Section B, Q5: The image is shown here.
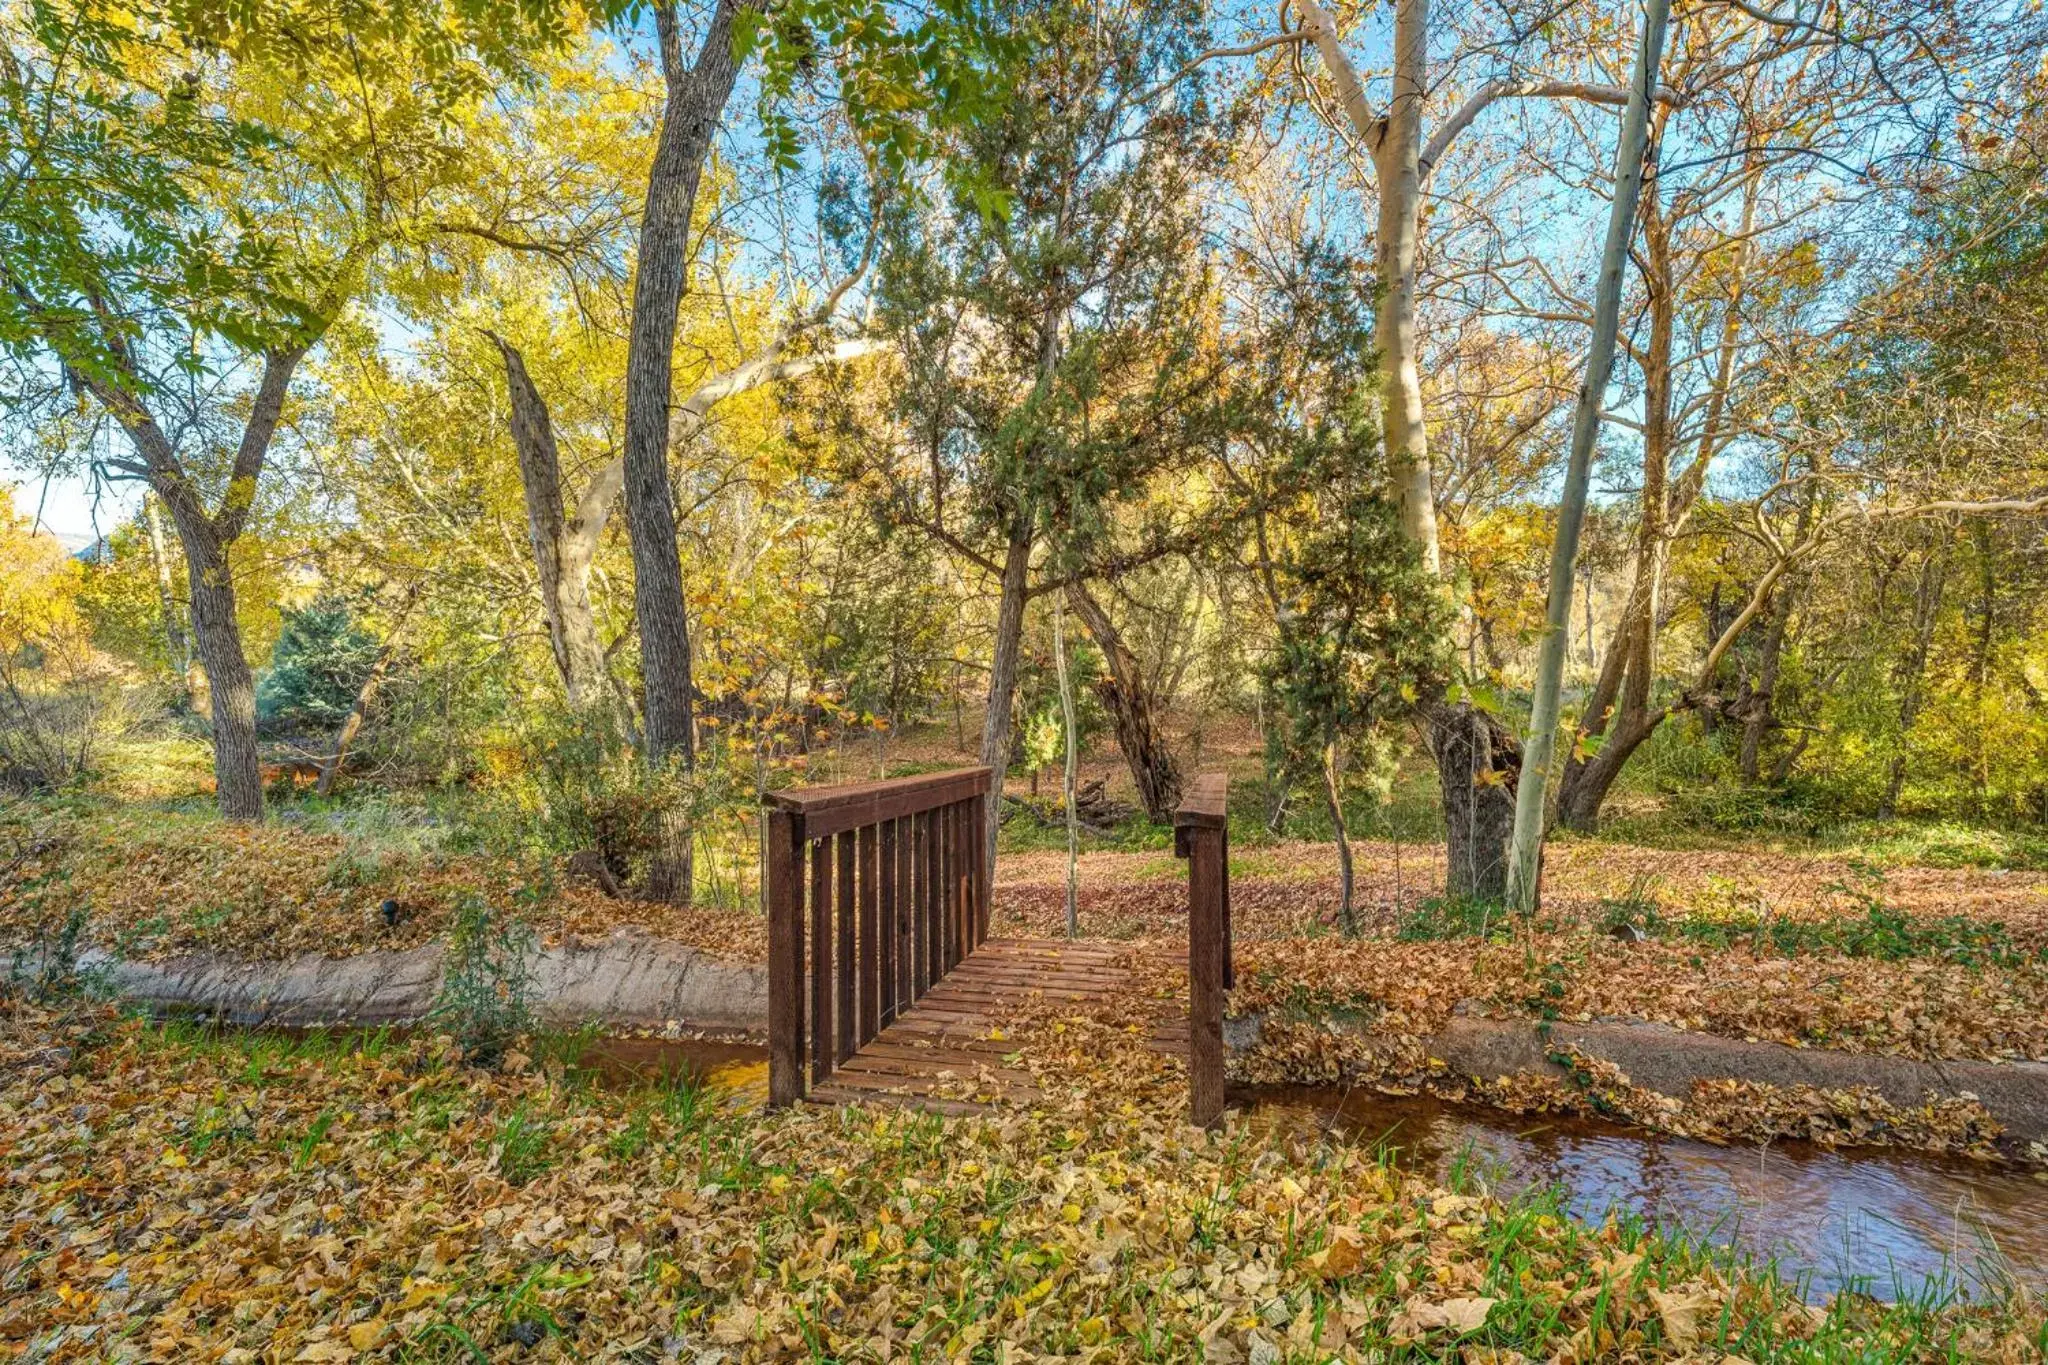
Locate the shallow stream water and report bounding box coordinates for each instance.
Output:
[1243,1084,2048,1300]
[247,1025,2046,1302]
[579,1037,2048,1300]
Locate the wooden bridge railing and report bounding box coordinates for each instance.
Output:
[763,767,992,1107]
[1175,772,1232,1128]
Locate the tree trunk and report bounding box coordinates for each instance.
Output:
[1738,585,1796,783]
[493,334,608,710]
[1880,548,1946,820]
[182,531,263,821]
[1556,706,1665,833]
[1621,193,1675,727]
[622,0,752,903]
[1064,582,1181,823]
[979,518,1036,868]
[1294,0,1438,571]
[1969,522,1996,814]
[1054,597,1079,939]
[141,494,194,697]
[1430,702,1518,902]
[1323,737,1357,936]
[1505,0,1670,911]
[94,346,307,824]
[1371,0,1439,571]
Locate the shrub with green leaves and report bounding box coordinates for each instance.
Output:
[432,892,537,1065]
[257,595,381,731]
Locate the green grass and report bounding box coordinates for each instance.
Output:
[110,1015,2048,1362]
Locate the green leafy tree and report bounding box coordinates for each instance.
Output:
[827,0,1240,859]
[1265,466,1451,937]
[0,0,577,821]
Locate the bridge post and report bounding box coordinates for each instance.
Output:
[1176,773,1230,1129]
[766,807,804,1108]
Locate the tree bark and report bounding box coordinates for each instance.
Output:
[622,0,753,903]
[80,343,307,823]
[979,517,1036,869]
[1323,736,1357,936]
[1054,597,1080,939]
[1064,582,1182,824]
[178,527,263,820]
[492,335,610,710]
[140,493,194,696]
[1555,705,1663,833]
[1737,589,1793,784]
[1505,0,1670,910]
[1371,0,1440,569]
[1431,701,1520,902]
[1880,548,1946,820]
[1296,0,1439,571]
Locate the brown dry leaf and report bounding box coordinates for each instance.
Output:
[1648,1282,1718,1350]
[1307,1224,1366,1279]
[1390,1294,1496,1341]
[711,1303,761,1345]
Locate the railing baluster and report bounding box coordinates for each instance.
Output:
[836,830,857,1064]
[970,792,988,945]
[878,817,897,1025]
[923,806,941,987]
[810,835,832,1086]
[910,810,927,996]
[859,822,880,1044]
[760,766,992,1102]
[938,802,954,973]
[953,800,970,966]
[901,812,917,1008]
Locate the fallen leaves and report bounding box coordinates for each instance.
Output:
[1388,1294,1496,1341]
[1307,1225,1366,1279]
[2,998,2043,1362]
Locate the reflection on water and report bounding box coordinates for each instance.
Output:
[572,1035,770,1102]
[1246,1085,2048,1300]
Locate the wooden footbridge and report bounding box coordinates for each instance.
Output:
[763,767,1231,1124]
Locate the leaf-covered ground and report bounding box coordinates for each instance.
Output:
[6,998,2045,1364]
[993,843,2048,1067]
[0,803,766,967]
[7,801,2048,1077]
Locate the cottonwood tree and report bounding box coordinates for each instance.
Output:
[1515,0,2048,832]
[1174,0,1686,898]
[0,0,570,820]
[581,0,1002,901]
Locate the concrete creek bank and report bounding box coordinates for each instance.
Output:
[92,933,2048,1147]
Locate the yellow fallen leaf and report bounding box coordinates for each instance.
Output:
[1388,1295,1495,1341]
[1307,1225,1366,1279]
[1649,1283,1717,1350]
[348,1319,387,1350]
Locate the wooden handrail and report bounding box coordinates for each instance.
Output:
[764,766,992,839]
[766,766,992,1107]
[1175,772,1231,1128]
